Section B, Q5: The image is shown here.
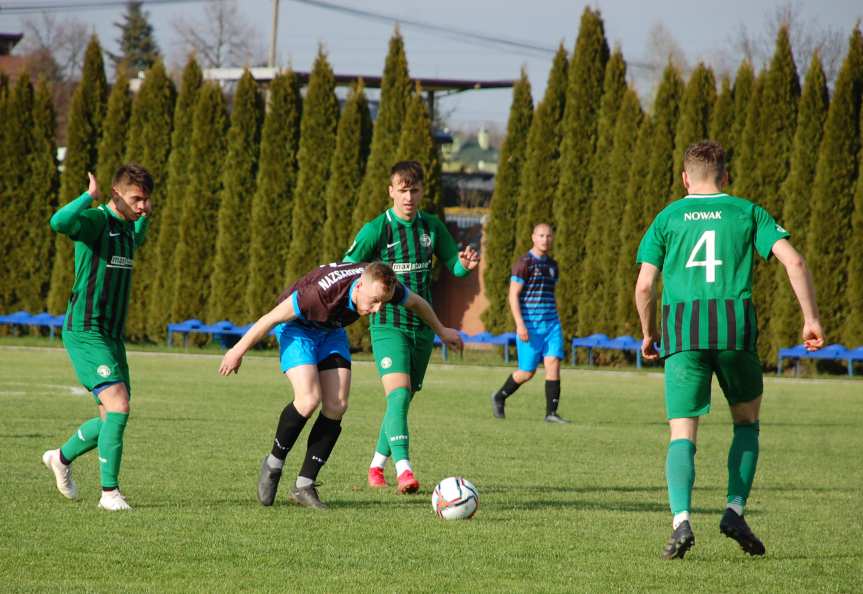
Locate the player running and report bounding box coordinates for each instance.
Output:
[345,160,479,494]
[218,261,462,509]
[490,223,569,423]
[42,165,153,511]
[634,141,824,559]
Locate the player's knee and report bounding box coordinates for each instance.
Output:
[323,398,348,419]
[514,370,535,383]
[293,391,322,416]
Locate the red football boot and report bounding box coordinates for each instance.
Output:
[396,469,420,494]
[367,466,387,488]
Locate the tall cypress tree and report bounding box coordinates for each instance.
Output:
[209,69,264,324]
[1,75,35,309]
[111,1,160,76]
[846,115,863,346]
[513,44,568,257]
[124,59,176,339]
[246,70,302,320]
[770,52,828,354]
[47,36,108,314]
[579,86,642,335]
[554,8,609,337]
[96,72,132,192]
[0,76,8,308]
[20,78,59,313]
[576,49,628,335]
[322,79,372,264]
[642,64,684,231]
[753,26,800,362]
[352,29,411,234]
[148,56,203,338]
[481,71,533,334]
[615,115,654,336]
[730,60,755,183]
[284,48,339,283]
[672,63,717,198]
[170,83,229,324]
[709,76,735,159]
[730,70,766,200]
[807,27,863,346]
[395,83,443,216]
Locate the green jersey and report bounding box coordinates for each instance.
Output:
[344,208,469,330]
[50,192,150,338]
[636,193,789,358]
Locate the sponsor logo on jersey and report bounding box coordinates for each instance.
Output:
[420,233,432,248]
[380,356,393,369]
[109,255,134,268]
[317,266,364,290]
[391,261,431,273]
[96,365,112,378]
[389,434,408,442]
[776,224,787,233]
[386,241,400,248]
[108,231,121,237]
[684,211,722,221]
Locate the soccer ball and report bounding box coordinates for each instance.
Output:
[431,476,479,520]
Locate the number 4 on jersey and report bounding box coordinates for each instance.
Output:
[686,230,723,283]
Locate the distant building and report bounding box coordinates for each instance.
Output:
[443,126,499,174]
[0,32,27,81]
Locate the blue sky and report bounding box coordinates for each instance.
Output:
[1,0,860,129]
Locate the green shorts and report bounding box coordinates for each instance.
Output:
[62,330,130,401]
[664,349,762,419]
[370,325,435,392]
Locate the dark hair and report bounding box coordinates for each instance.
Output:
[389,160,424,186]
[112,163,154,196]
[364,261,398,293]
[683,141,726,184]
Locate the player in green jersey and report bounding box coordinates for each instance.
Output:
[42,165,153,511]
[344,160,479,493]
[635,141,824,559]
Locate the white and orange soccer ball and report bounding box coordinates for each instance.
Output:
[431,476,479,520]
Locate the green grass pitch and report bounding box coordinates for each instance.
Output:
[1,345,861,593]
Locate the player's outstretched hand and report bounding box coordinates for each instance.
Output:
[86,172,101,200]
[641,334,660,360]
[440,327,463,351]
[218,349,243,375]
[802,320,825,352]
[459,244,480,271]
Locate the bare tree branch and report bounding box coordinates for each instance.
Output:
[19,12,89,81]
[172,0,259,69]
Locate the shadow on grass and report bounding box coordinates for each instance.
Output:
[0,433,53,439]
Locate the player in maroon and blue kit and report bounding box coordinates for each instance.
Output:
[218,261,461,509]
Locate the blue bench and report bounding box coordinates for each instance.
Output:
[166,319,269,348]
[777,343,863,376]
[433,331,517,362]
[571,334,644,368]
[0,311,66,339]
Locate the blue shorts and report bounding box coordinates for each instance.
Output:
[275,323,351,373]
[516,321,565,372]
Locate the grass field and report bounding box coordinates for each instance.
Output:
[1,345,861,593]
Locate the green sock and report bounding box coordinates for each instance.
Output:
[666,439,696,515]
[727,421,759,509]
[374,421,391,457]
[59,417,102,463]
[98,412,128,489]
[383,387,411,462]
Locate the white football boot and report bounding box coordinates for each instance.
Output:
[42,449,78,499]
[98,489,132,511]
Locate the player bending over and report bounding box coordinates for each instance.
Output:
[218,262,462,509]
[635,141,824,559]
[42,165,153,511]
[345,160,479,494]
[491,223,569,423]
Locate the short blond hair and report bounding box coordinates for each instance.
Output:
[363,261,398,293]
[683,141,726,184]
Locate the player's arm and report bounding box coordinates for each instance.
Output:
[218,297,298,375]
[508,277,528,341]
[343,221,379,263]
[133,215,150,247]
[433,216,478,277]
[634,263,661,360]
[771,239,824,351]
[49,172,103,242]
[403,291,463,350]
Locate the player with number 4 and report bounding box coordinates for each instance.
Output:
[634,141,824,560]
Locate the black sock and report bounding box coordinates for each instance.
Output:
[298,413,342,482]
[494,374,522,401]
[545,380,560,415]
[271,403,309,460]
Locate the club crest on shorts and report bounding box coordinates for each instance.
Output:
[381,356,393,369]
[96,364,112,378]
[420,233,432,248]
